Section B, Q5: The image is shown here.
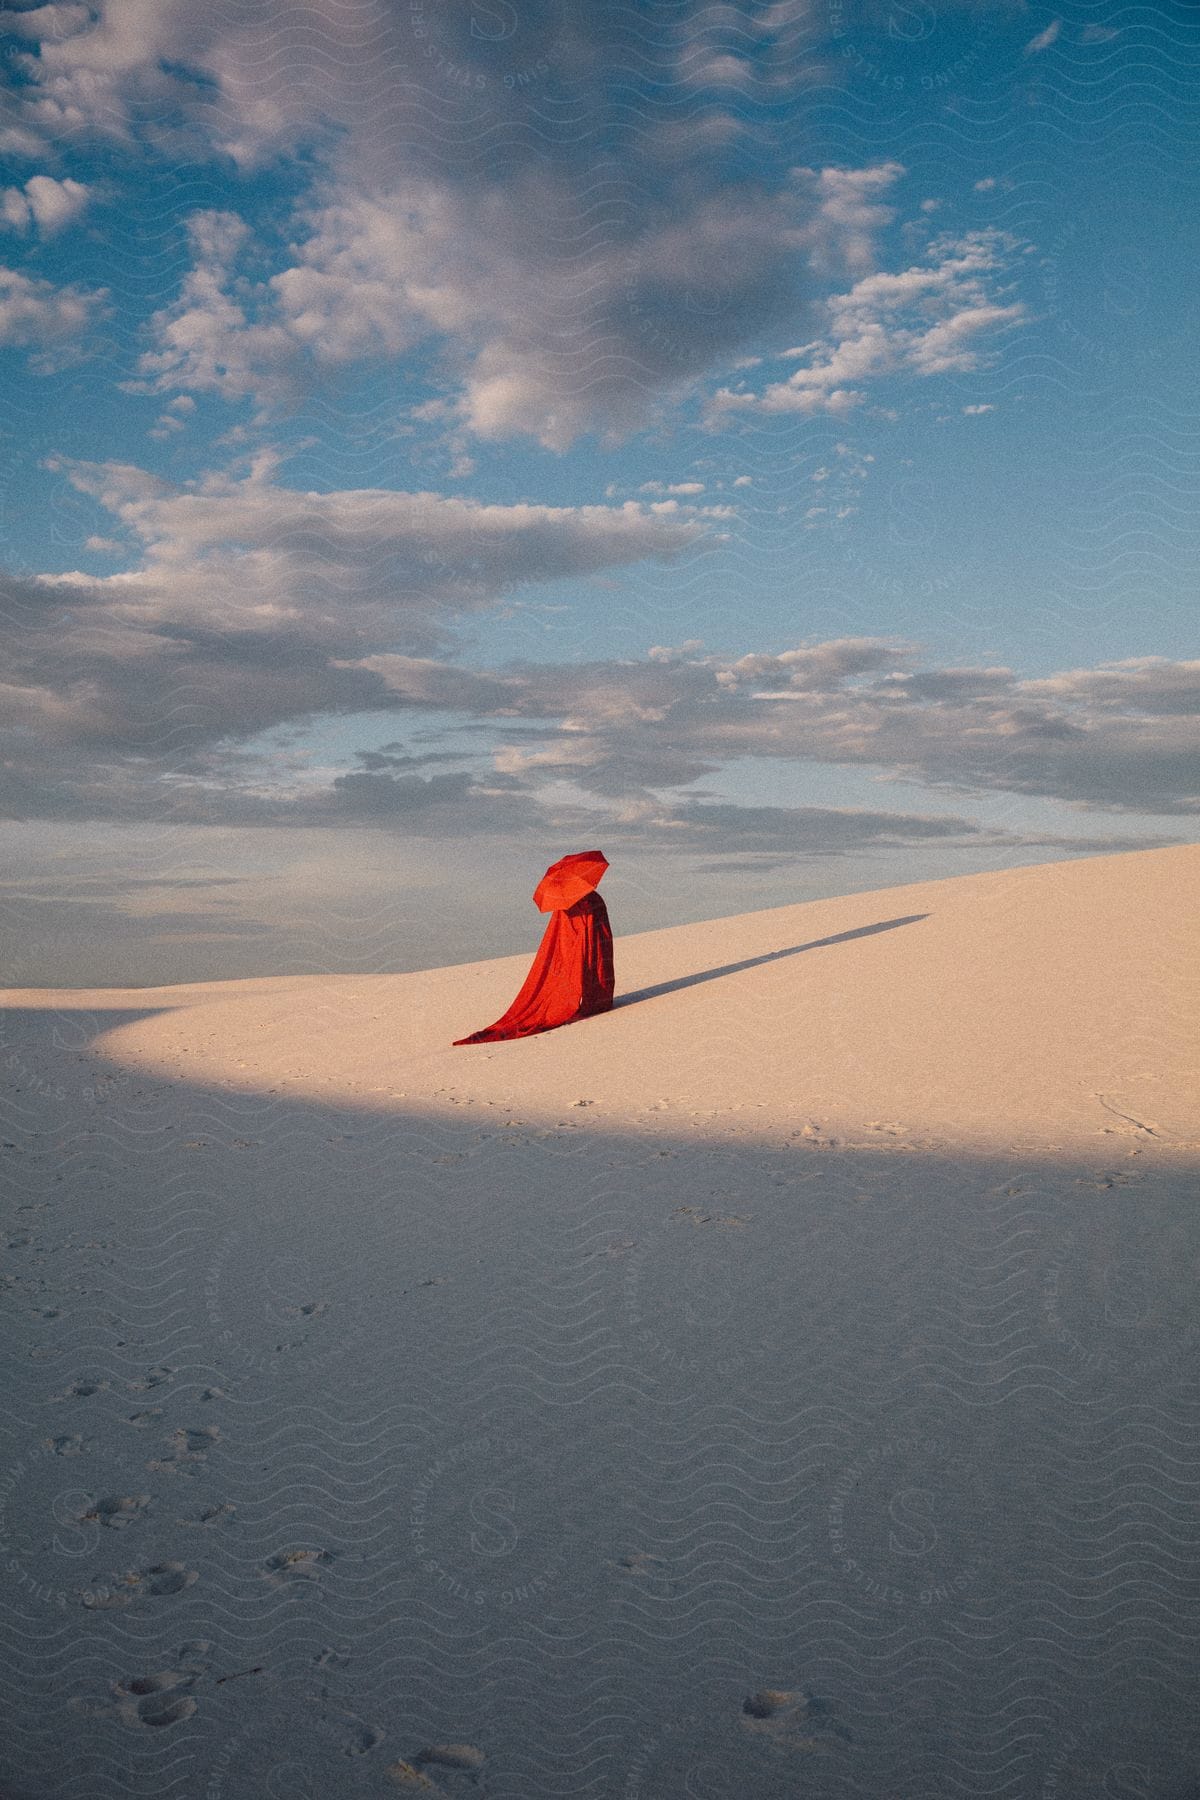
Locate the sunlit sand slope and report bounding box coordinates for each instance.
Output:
[6,843,1196,1155]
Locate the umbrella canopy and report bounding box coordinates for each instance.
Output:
[533,849,609,913]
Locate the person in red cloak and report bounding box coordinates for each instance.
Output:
[453,851,614,1045]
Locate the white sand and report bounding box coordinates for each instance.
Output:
[11,840,1196,1156]
[2,842,1198,1798]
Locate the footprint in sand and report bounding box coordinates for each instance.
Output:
[615,1550,669,1578]
[177,1500,237,1529]
[280,1299,329,1321]
[50,1376,110,1402]
[44,1434,86,1456]
[77,1492,151,1531]
[127,1408,163,1428]
[69,1642,212,1729]
[329,1712,385,1756]
[78,1580,138,1611]
[140,1561,199,1595]
[146,1424,221,1474]
[416,1746,485,1775]
[80,1561,199,1608]
[261,1547,336,1586]
[385,1764,445,1793]
[387,1744,486,1790]
[127,1364,176,1393]
[385,1742,482,1785]
[670,1205,750,1229]
[740,1687,852,1752]
[792,1124,840,1149]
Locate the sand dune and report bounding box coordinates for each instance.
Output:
[2,842,1199,1797]
[11,842,1196,1156]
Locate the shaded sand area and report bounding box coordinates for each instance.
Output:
[1,844,1198,1797]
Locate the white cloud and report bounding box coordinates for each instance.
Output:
[1019,658,1200,717]
[24,173,90,231]
[794,161,906,277]
[0,262,105,365]
[907,302,1025,375]
[0,6,934,448]
[129,156,906,449]
[0,6,93,42]
[4,0,584,165]
[150,388,198,438]
[47,456,710,640]
[710,230,1027,420]
[962,403,994,415]
[136,209,295,403]
[0,189,31,231]
[647,640,705,662]
[0,2,844,168]
[1024,19,1062,54]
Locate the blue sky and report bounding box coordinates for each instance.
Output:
[0,0,1196,985]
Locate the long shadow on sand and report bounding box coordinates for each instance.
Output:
[1,996,1198,1800]
[614,913,929,1008]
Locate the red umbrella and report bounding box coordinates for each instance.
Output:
[533,849,609,914]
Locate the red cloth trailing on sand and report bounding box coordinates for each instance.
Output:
[453,852,615,1045]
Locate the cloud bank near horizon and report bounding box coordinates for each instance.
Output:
[3,459,1195,843]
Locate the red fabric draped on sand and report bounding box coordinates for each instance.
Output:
[453,891,614,1045]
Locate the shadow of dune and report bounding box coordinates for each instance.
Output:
[0,1004,172,1079]
[614,913,929,1008]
